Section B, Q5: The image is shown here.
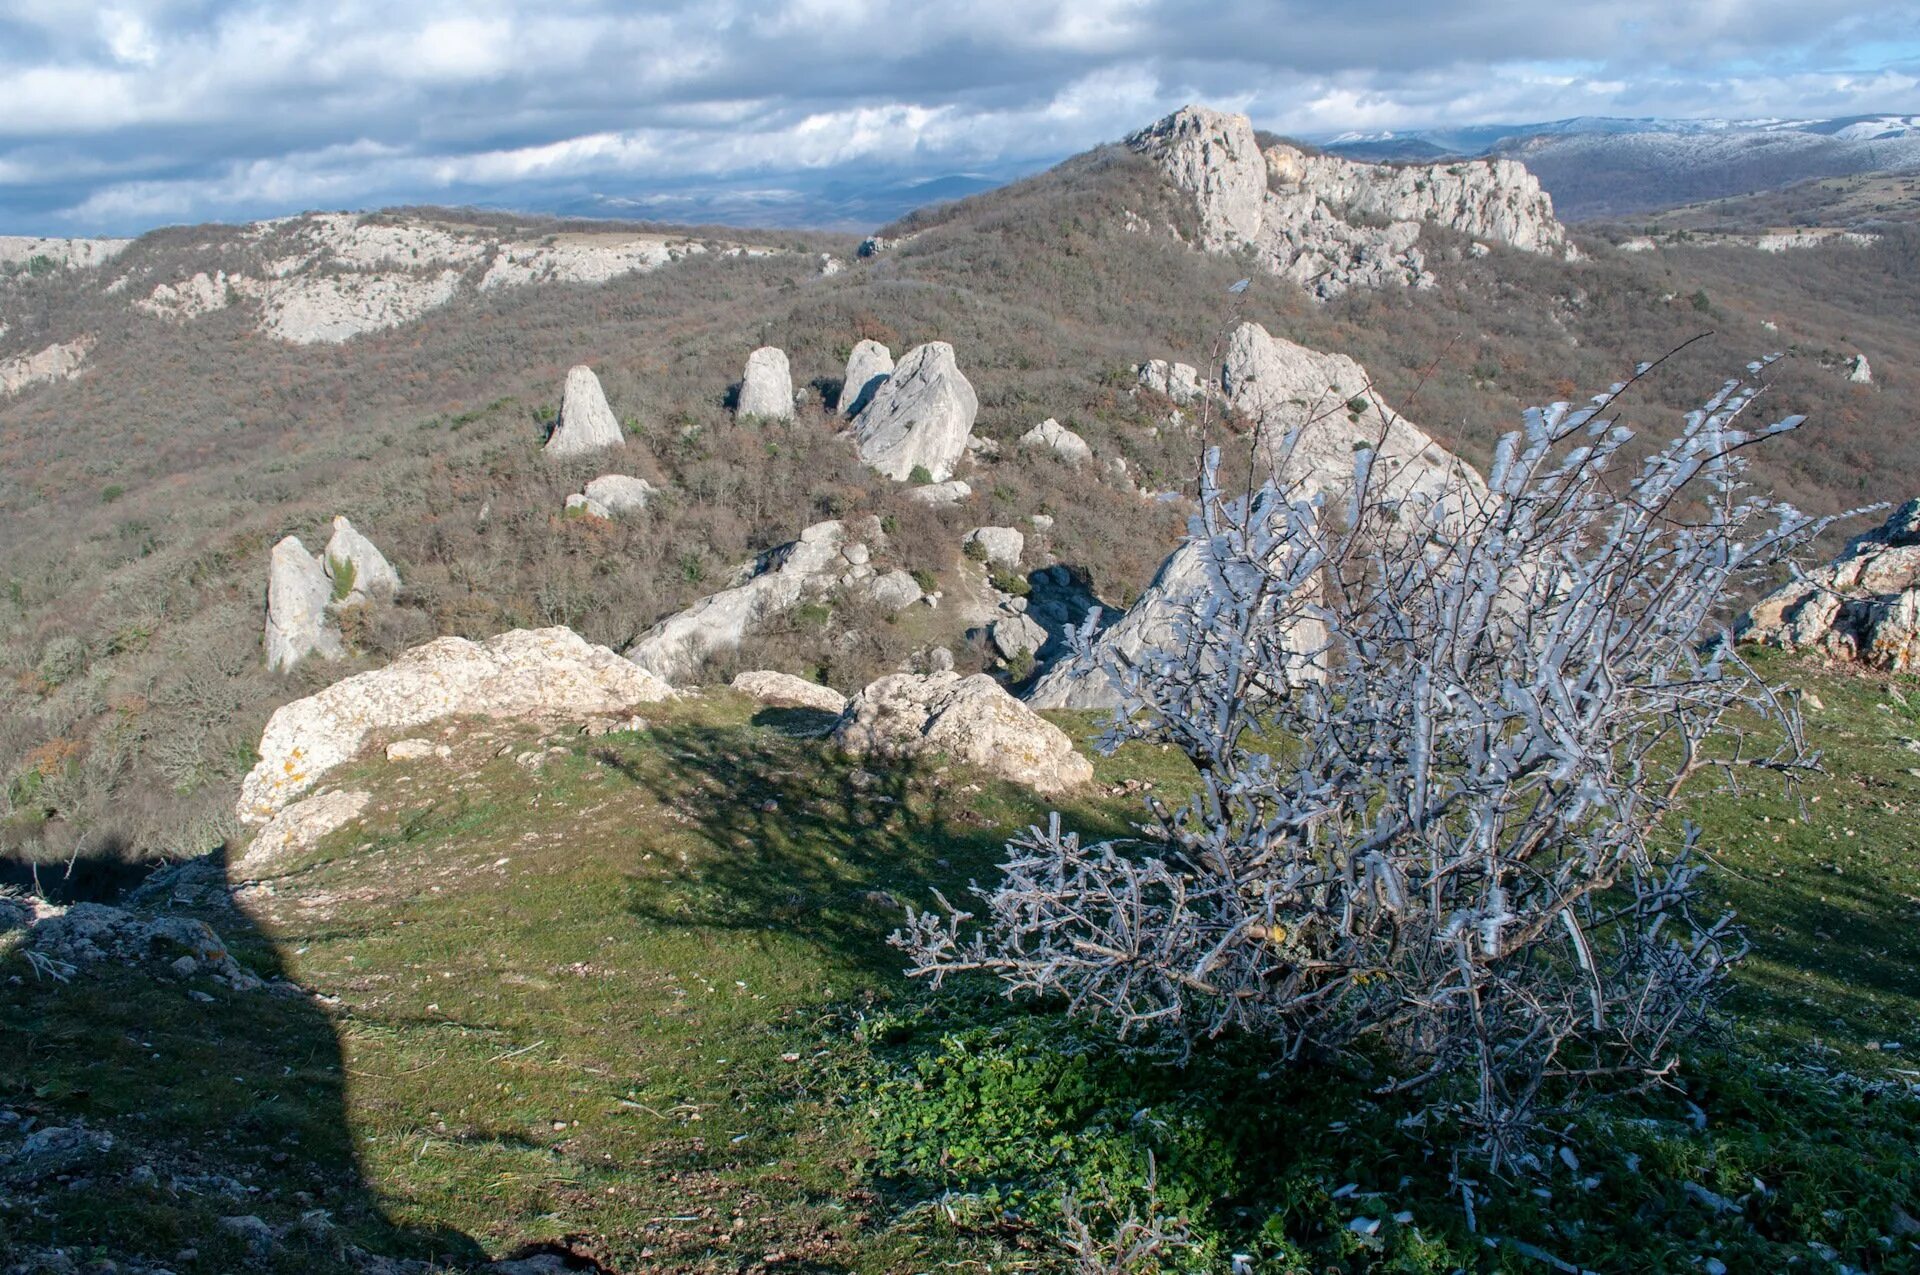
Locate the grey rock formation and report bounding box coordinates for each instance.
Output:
[851,342,978,481]
[546,365,626,457]
[1223,322,1484,504]
[627,519,880,683]
[964,526,1024,569]
[738,346,795,420]
[906,479,973,505]
[322,516,399,604]
[836,339,894,416]
[26,902,255,985]
[731,670,848,715]
[239,628,673,822]
[1019,418,1092,465]
[1739,499,1920,671]
[1850,354,1873,384]
[867,569,924,611]
[585,474,658,514]
[834,672,1093,794]
[1130,104,1570,300]
[1137,359,1204,403]
[266,537,344,673]
[991,612,1049,662]
[565,493,612,519]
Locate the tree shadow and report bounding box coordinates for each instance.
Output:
[608,714,1141,985]
[0,843,489,1273]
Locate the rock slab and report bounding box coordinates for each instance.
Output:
[731,670,849,715]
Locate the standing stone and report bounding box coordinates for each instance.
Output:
[738,346,795,420]
[1849,354,1873,384]
[851,342,978,482]
[323,516,400,605]
[837,339,894,416]
[546,365,625,457]
[266,537,344,673]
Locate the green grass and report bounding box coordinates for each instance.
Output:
[2,662,1918,1272]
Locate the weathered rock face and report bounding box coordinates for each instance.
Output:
[1137,359,1204,404]
[1019,418,1092,465]
[323,516,400,604]
[1129,105,1571,300]
[584,474,658,514]
[834,672,1093,794]
[627,519,884,684]
[851,342,978,482]
[731,670,848,715]
[238,789,372,874]
[0,336,94,397]
[265,537,344,673]
[546,365,625,457]
[964,526,1024,569]
[1739,499,1920,670]
[837,339,895,416]
[1223,322,1483,505]
[238,627,672,822]
[738,346,795,420]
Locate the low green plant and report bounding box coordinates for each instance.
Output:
[909,464,935,485]
[327,555,356,602]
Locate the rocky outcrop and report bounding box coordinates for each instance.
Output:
[1129,105,1570,300]
[239,628,672,822]
[627,519,892,684]
[323,516,400,604]
[0,337,93,396]
[964,526,1024,569]
[1019,418,1093,465]
[1739,499,1920,671]
[24,902,256,985]
[906,479,973,506]
[731,670,849,715]
[1137,359,1204,404]
[0,236,132,270]
[834,672,1093,794]
[238,789,372,874]
[1850,354,1873,384]
[851,342,978,482]
[265,537,345,673]
[837,339,894,416]
[584,474,658,514]
[738,346,795,420]
[547,365,626,457]
[1223,322,1483,505]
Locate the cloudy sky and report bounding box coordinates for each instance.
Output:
[3,0,1917,235]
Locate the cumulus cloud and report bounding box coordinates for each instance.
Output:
[1,0,1915,232]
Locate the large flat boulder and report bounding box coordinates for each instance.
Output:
[851,342,977,482]
[834,672,1092,795]
[238,627,672,823]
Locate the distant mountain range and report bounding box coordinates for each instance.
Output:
[1320,116,1920,220]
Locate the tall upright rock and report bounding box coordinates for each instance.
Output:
[836,339,894,416]
[1129,104,1571,299]
[266,537,345,673]
[737,346,795,420]
[322,516,400,605]
[851,342,977,482]
[545,365,625,457]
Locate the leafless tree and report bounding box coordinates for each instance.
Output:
[897,356,1859,1169]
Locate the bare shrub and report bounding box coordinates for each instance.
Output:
[897,360,1849,1169]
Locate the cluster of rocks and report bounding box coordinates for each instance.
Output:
[1130,105,1572,299]
[239,627,673,823]
[626,517,923,684]
[265,516,400,672]
[10,897,259,989]
[1739,499,1920,671]
[980,564,1099,668]
[834,671,1093,795]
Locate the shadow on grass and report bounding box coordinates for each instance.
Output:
[0,844,489,1273]
[607,711,1146,986]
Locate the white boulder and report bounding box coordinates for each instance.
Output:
[546,365,626,457]
[265,537,344,673]
[738,346,795,420]
[238,789,372,874]
[867,569,924,611]
[1137,359,1204,404]
[837,339,894,416]
[584,474,658,514]
[906,479,973,506]
[964,526,1024,570]
[322,516,400,604]
[731,670,848,715]
[1019,418,1092,466]
[834,672,1093,795]
[238,628,673,822]
[851,342,978,482]
[566,493,612,519]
